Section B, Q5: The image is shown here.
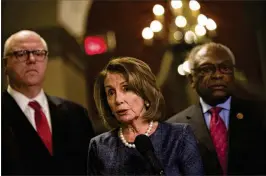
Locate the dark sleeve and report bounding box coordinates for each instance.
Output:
[87,139,101,175]
[64,104,96,175]
[178,125,204,175]
[260,101,266,174]
[83,108,96,141]
[2,122,22,175]
[78,108,96,175]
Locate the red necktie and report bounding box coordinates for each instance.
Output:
[209,107,228,174]
[28,101,53,155]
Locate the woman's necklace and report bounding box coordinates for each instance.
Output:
[119,121,154,148]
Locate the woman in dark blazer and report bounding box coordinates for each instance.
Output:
[87,57,204,175]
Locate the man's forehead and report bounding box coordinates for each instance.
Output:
[14,30,40,38]
[10,33,46,49]
[13,32,41,43]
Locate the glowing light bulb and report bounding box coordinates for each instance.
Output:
[177,64,185,75]
[195,24,206,36]
[142,27,154,39]
[175,16,187,28]
[174,31,183,41]
[184,31,197,44]
[197,14,208,26]
[206,18,217,30]
[153,4,165,16]
[189,0,200,11]
[150,20,163,32]
[183,61,191,74]
[171,0,182,9]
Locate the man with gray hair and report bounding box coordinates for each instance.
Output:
[167,42,266,175]
[2,30,95,175]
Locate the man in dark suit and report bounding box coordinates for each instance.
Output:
[167,42,266,175]
[2,30,95,175]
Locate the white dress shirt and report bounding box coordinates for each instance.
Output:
[7,85,52,132]
[200,96,231,130]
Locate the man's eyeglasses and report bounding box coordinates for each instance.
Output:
[192,64,235,76]
[5,50,48,62]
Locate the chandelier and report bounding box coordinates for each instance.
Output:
[142,0,217,45]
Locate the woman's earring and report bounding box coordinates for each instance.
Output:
[145,101,150,108]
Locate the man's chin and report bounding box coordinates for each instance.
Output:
[210,91,230,104]
[24,80,42,87]
[212,90,228,97]
[201,91,230,106]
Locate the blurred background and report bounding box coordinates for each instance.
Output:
[2,0,266,134]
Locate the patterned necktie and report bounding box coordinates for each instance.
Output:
[28,101,53,155]
[209,107,228,174]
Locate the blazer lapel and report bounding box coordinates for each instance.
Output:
[227,97,249,173]
[186,104,215,151]
[46,95,66,156]
[228,97,250,154]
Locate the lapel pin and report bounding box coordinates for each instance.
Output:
[236,113,244,119]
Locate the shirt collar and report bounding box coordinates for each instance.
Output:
[200,96,231,113]
[7,85,47,111]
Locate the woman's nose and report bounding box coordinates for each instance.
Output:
[115,92,124,105]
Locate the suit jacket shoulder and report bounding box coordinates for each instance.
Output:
[47,95,87,113]
[46,95,94,128]
[229,96,266,130]
[167,105,200,123]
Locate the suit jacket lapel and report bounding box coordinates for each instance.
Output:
[46,95,66,156]
[186,104,215,151]
[227,97,249,173]
[228,97,249,153]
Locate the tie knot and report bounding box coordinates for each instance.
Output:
[28,101,42,111]
[209,107,222,115]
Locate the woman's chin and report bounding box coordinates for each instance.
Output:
[117,115,135,124]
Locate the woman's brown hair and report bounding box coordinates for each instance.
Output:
[94,57,165,129]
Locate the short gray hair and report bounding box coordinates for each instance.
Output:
[187,42,236,70]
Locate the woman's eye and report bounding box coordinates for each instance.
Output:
[107,90,115,96]
[123,85,129,91]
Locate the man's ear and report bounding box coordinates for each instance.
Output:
[187,74,195,89]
